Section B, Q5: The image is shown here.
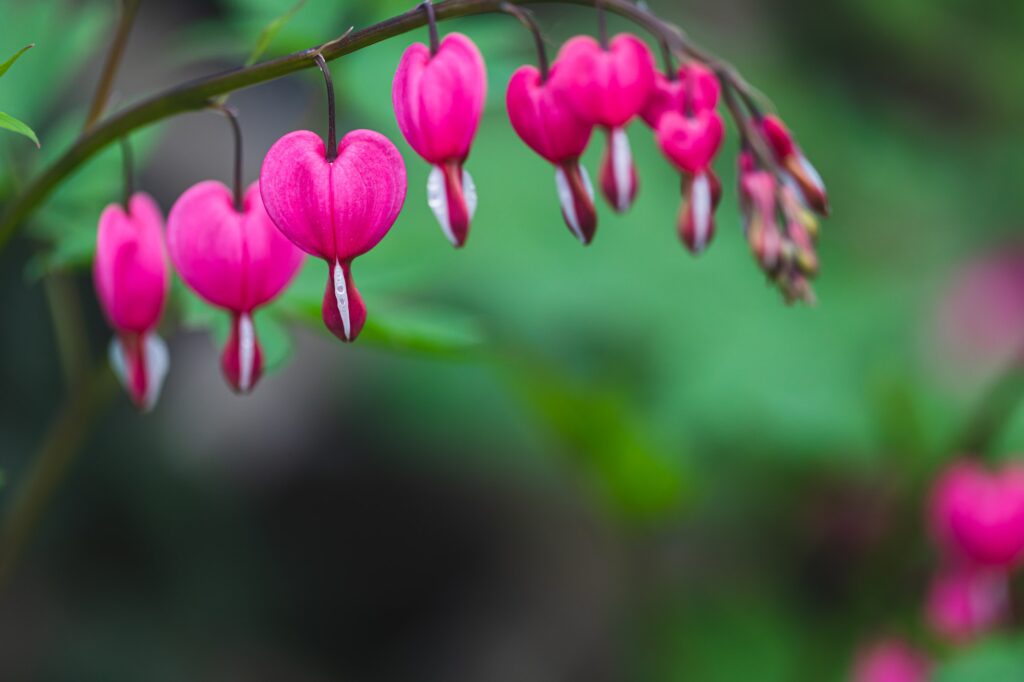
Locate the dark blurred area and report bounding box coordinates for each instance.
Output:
[2,0,1024,680]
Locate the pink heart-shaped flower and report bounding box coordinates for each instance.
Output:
[655,109,724,174]
[641,62,720,129]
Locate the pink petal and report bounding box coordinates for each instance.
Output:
[507,64,593,165]
[94,192,168,334]
[168,180,304,313]
[655,109,724,174]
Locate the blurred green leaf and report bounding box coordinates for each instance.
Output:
[245,0,307,66]
[935,636,1024,682]
[0,43,33,79]
[0,111,39,147]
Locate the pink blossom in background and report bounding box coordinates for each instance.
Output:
[168,181,304,393]
[93,192,170,411]
[925,563,1008,643]
[393,33,487,248]
[851,639,930,682]
[260,129,407,343]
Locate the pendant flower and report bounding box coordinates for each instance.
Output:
[93,192,170,411]
[260,130,407,343]
[168,181,304,393]
[761,114,829,216]
[393,32,487,248]
[641,61,720,129]
[507,61,597,244]
[553,34,655,213]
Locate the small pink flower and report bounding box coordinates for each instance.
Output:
[93,192,170,411]
[761,114,829,216]
[167,181,304,393]
[929,459,1024,567]
[925,563,1008,643]
[393,32,487,248]
[260,130,407,343]
[851,639,930,682]
[507,62,597,244]
[641,61,720,129]
[739,153,782,272]
[554,34,655,213]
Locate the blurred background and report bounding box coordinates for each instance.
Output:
[2,0,1024,679]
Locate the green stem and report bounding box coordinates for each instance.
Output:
[83,0,141,132]
[0,367,117,590]
[0,0,755,252]
[957,357,1024,457]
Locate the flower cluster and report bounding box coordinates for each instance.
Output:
[91,4,829,410]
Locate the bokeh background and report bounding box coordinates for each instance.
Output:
[2,0,1024,679]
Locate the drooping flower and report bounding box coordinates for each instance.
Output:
[553,34,655,213]
[167,181,304,393]
[93,192,170,411]
[260,129,407,342]
[393,32,487,248]
[761,114,829,216]
[655,108,724,253]
[925,563,1008,643]
[851,639,930,682]
[930,459,1024,567]
[507,61,597,244]
[641,61,720,129]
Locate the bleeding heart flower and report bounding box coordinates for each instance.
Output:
[168,181,304,393]
[676,170,721,255]
[930,459,1024,567]
[656,109,724,175]
[507,62,597,245]
[553,34,655,213]
[260,129,407,343]
[761,114,829,216]
[641,61,720,129]
[926,563,1008,643]
[393,32,487,248]
[93,192,170,411]
[851,640,930,682]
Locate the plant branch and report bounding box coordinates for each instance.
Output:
[83,0,141,132]
[0,0,758,251]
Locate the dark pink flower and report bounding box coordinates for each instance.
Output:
[393,32,486,247]
[929,459,1024,567]
[553,34,655,213]
[761,114,829,216]
[641,61,720,129]
[507,62,597,244]
[260,130,407,343]
[168,181,304,393]
[851,639,930,682]
[925,563,1008,643]
[93,192,170,411]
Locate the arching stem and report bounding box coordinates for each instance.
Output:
[501,3,549,82]
[209,103,245,212]
[313,53,337,162]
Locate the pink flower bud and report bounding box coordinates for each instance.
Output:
[929,459,1024,567]
[925,563,1008,643]
[851,639,930,682]
[93,192,170,411]
[167,181,304,393]
[393,33,486,248]
[260,130,407,343]
[553,34,655,213]
[761,114,829,216]
[507,63,597,244]
[678,171,715,254]
[641,61,720,129]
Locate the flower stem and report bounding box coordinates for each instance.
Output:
[210,103,245,211]
[83,0,141,132]
[423,0,441,56]
[313,53,337,162]
[120,136,134,209]
[501,3,549,81]
[958,356,1024,457]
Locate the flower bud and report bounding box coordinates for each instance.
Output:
[260,130,407,343]
[168,181,304,393]
[678,172,715,254]
[761,114,829,216]
[393,33,486,247]
[926,563,1008,643]
[93,192,170,411]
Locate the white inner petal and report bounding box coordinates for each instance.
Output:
[555,167,584,243]
[143,333,169,412]
[799,156,825,193]
[238,312,255,393]
[426,165,454,245]
[691,174,712,253]
[611,127,633,211]
[333,260,351,341]
[462,168,478,222]
[109,336,129,392]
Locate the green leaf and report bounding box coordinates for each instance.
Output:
[0,110,39,147]
[0,43,33,78]
[244,0,306,66]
